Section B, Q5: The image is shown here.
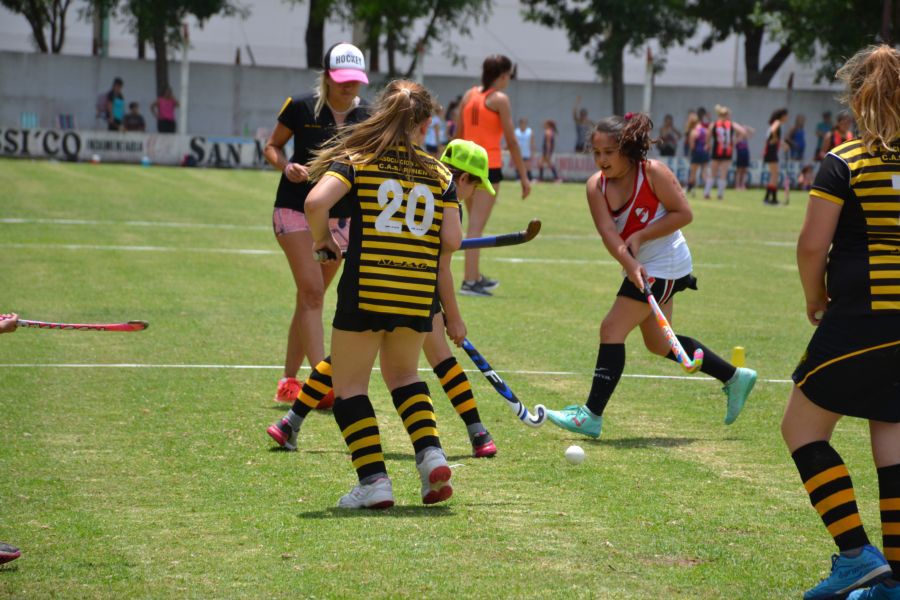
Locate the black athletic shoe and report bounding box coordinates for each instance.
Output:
[477,274,499,291]
[460,280,492,297]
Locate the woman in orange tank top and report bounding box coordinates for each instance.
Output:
[455,54,531,297]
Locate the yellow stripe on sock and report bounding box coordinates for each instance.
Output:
[403,410,435,430]
[804,465,850,494]
[440,363,464,386]
[348,434,381,454]
[880,498,900,511]
[883,523,900,535]
[352,452,384,470]
[814,489,857,516]
[826,513,864,538]
[313,359,333,377]
[342,417,378,439]
[396,393,432,416]
[446,381,470,400]
[306,378,331,395]
[453,399,477,416]
[298,393,319,409]
[410,427,438,443]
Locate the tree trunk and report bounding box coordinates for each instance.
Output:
[152,26,169,99]
[882,0,893,44]
[51,0,71,53]
[367,28,380,73]
[24,7,49,53]
[744,26,791,87]
[386,29,397,77]
[611,43,625,116]
[305,0,325,69]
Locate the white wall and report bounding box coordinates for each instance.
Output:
[0,51,844,160]
[0,0,837,90]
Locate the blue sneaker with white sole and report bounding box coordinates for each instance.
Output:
[804,545,892,600]
[547,405,602,439]
[723,367,757,425]
[847,581,900,599]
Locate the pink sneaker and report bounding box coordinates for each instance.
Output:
[472,432,497,458]
[273,377,300,403]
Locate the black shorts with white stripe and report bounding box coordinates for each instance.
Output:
[616,273,697,305]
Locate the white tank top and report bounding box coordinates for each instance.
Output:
[601,161,693,280]
[514,127,532,158]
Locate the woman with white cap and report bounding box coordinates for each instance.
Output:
[263,42,370,407]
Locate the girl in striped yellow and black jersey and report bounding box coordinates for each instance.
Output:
[304,80,463,509]
[781,45,900,600]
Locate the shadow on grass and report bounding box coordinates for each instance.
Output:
[296,505,454,520]
[598,436,700,449]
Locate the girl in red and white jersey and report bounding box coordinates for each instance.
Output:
[545,112,757,439]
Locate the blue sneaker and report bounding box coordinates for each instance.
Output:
[847,581,900,599]
[546,405,602,439]
[723,367,757,425]
[804,545,892,600]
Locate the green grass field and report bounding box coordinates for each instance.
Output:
[0,158,881,598]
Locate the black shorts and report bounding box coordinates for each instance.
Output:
[735,149,750,168]
[763,148,780,163]
[690,151,709,165]
[617,274,697,304]
[792,315,900,422]
[488,168,503,184]
[333,311,433,334]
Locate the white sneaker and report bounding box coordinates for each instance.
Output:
[337,477,394,509]
[417,448,453,505]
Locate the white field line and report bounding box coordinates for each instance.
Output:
[0,362,793,384]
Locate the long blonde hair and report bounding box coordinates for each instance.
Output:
[836,44,900,152]
[309,79,439,181]
[313,72,329,120]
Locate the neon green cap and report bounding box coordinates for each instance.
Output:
[439,139,496,196]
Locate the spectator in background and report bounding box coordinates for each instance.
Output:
[424,99,444,158]
[444,95,462,140]
[123,102,146,132]
[513,117,535,181]
[657,114,680,157]
[538,119,561,183]
[787,114,807,163]
[106,77,125,131]
[762,107,790,205]
[573,95,594,152]
[733,125,753,190]
[814,110,833,162]
[819,110,855,157]
[707,104,751,200]
[686,109,710,197]
[682,110,698,157]
[151,86,179,133]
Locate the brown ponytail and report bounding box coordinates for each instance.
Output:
[836,44,900,152]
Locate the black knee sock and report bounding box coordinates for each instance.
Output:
[391,381,441,455]
[290,356,333,418]
[665,336,737,383]
[433,357,482,427]
[584,344,625,417]
[333,395,386,483]
[792,441,870,552]
[878,463,900,577]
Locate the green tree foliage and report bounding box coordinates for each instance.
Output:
[521,0,695,115]
[1,0,75,53]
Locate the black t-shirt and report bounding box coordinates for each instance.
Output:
[811,139,900,315]
[274,93,370,216]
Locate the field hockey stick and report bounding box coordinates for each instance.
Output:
[640,278,703,373]
[12,318,149,332]
[314,218,542,261]
[460,338,546,427]
[459,219,541,250]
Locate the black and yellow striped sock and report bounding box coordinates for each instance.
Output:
[433,357,482,427]
[289,356,333,418]
[878,463,900,577]
[391,381,441,456]
[332,395,386,483]
[792,441,870,551]
[665,336,737,383]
